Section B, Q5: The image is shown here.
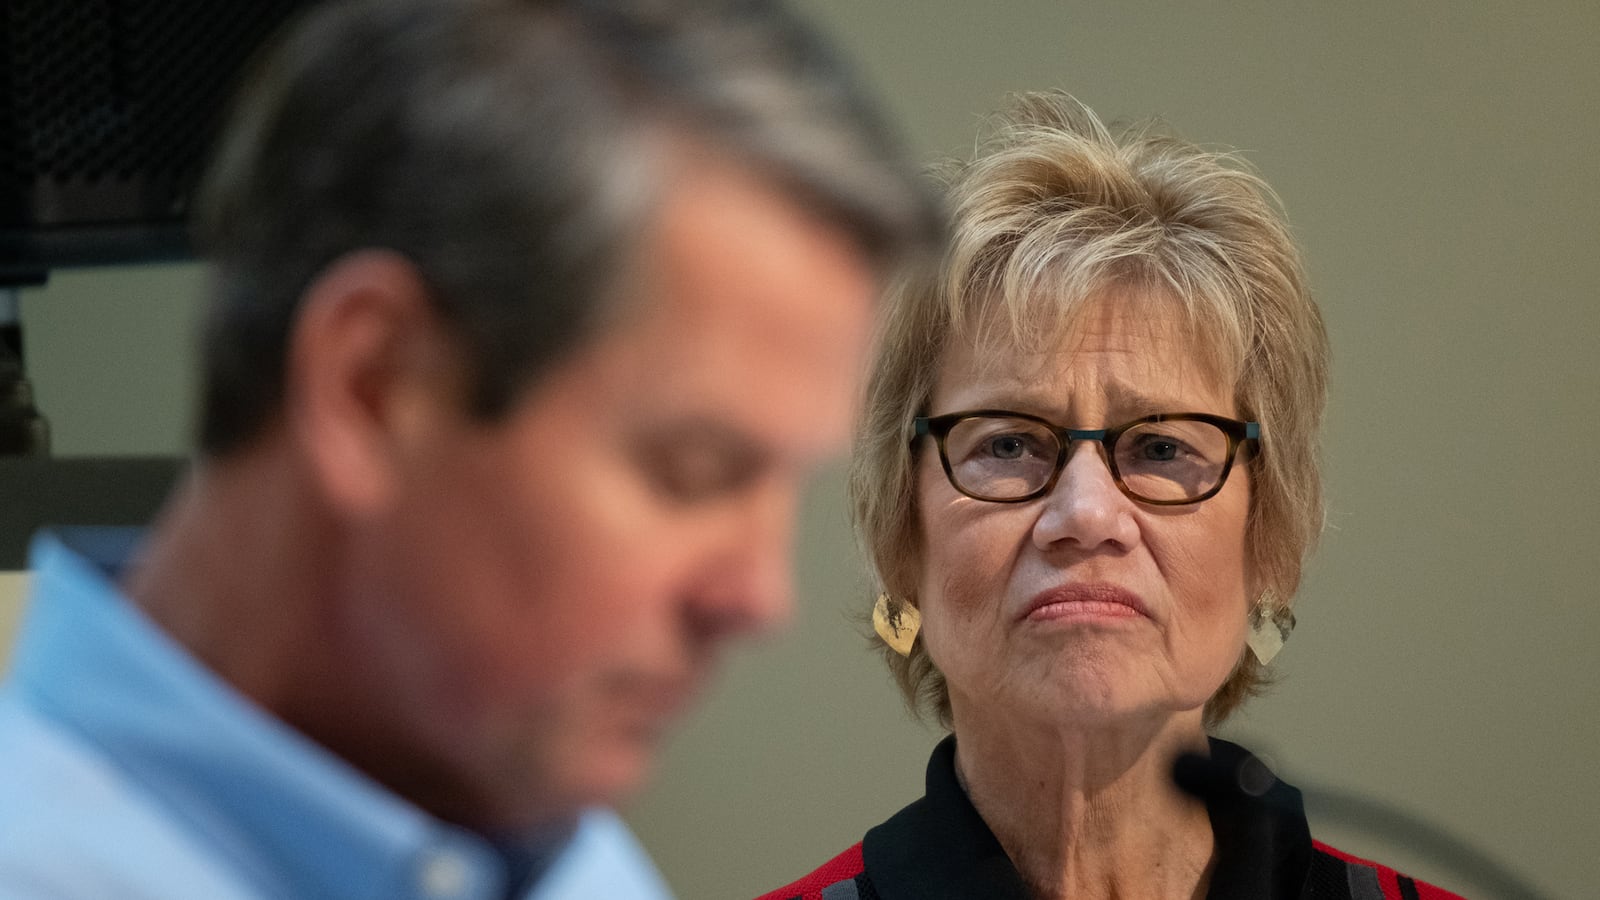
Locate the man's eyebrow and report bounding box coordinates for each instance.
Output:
[636,415,772,460]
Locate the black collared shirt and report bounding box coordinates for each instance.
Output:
[764,735,1450,900]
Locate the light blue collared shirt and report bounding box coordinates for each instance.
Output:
[0,529,673,900]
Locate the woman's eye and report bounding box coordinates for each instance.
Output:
[986,434,1030,460]
[1138,438,1181,461]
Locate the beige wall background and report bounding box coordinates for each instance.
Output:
[2,2,1594,898]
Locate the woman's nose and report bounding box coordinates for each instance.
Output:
[1030,441,1140,552]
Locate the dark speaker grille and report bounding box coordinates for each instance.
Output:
[1,0,311,258]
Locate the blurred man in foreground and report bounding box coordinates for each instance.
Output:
[0,0,936,895]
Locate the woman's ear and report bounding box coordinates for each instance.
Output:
[283,249,465,518]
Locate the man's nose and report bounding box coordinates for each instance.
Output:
[690,488,799,640]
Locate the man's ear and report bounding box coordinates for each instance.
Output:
[283,249,465,517]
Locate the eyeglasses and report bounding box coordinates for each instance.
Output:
[913,410,1259,506]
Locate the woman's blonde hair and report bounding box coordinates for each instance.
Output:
[851,92,1329,729]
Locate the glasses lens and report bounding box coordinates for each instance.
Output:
[1113,419,1231,502]
[943,416,1060,500]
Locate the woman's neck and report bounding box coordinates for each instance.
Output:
[951,711,1216,900]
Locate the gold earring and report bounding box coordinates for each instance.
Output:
[873,592,921,657]
[1246,596,1295,665]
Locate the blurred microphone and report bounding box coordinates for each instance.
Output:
[1172,748,1286,808]
[1171,748,1554,900]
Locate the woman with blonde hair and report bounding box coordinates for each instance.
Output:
[760,94,1460,899]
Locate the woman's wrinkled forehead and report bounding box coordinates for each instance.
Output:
[948,278,1246,396]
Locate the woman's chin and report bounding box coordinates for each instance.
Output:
[972,670,1209,735]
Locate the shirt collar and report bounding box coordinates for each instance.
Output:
[861,733,1314,900]
[862,735,1032,899]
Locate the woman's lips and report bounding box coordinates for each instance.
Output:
[1021,583,1151,622]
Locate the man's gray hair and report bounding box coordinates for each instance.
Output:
[195,0,939,454]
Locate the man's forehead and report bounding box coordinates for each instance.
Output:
[513,161,874,454]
